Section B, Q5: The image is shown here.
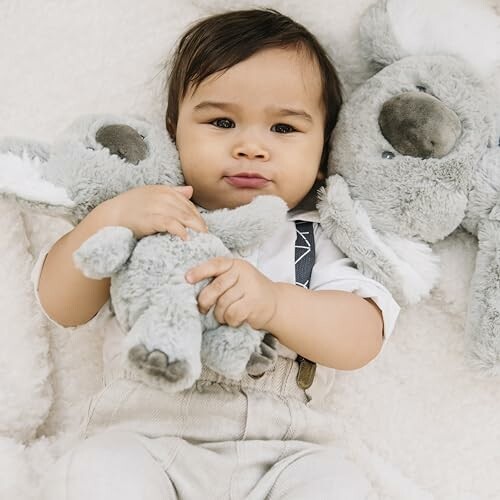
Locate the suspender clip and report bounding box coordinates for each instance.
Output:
[295,355,316,390]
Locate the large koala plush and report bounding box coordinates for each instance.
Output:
[318,0,500,373]
[0,115,286,391]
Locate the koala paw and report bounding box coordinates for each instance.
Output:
[73,226,136,279]
[128,344,189,382]
[246,333,278,377]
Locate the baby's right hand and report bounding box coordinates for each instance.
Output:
[104,185,207,240]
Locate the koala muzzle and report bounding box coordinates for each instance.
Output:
[378,91,462,159]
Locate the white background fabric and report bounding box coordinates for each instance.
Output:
[0,1,500,499]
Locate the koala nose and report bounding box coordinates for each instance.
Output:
[96,124,148,165]
[378,92,462,159]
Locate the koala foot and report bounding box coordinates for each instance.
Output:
[246,333,278,377]
[201,324,263,380]
[128,344,189,382]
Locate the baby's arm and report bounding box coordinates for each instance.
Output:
[38,201,117,327]
[38,185,206,328]
[264,286,384,370]
[187,245,399,370]
[191,256,386,370]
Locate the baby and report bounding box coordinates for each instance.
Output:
[37,8,400,499]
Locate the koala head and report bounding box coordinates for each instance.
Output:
[0,114,183,225]
[328,0,500,243]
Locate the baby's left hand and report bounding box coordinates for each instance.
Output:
[185,257,277,331]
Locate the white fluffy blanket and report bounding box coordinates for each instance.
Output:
[1,1,499,499]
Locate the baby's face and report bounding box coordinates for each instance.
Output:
[175,47,325,210]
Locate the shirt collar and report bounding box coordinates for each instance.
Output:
[195,201,320,223]
[287,208,320,223]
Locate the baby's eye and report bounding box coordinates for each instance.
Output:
[271,123,296,134]
[210,118,235,129]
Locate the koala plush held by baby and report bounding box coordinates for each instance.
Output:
[0,115,287,391]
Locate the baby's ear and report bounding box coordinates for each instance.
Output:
[360,0,500,78]
[0,138,76,220]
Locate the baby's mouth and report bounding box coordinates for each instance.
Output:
[223,172,270,189]
[224,176,270,189]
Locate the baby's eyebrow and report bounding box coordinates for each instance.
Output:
[277,108,313,123]
[193,101,233,113]
[193,101,313,123]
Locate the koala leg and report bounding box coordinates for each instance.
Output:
[201,320,265,380]
[124,286,202,391]
[246,333,279,376]
[465,219,500,374]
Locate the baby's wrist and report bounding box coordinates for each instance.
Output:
[91,199,123,229]
[260,281,286,333]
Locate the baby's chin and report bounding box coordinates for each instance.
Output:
[194,188,272,211]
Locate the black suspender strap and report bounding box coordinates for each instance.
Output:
[294,221,315,288]
[294,221,317,390]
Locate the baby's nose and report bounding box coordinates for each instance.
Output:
[232,142,270,160]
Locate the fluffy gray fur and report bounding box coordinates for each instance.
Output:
[0,114,287,391]
[317,0,500,374]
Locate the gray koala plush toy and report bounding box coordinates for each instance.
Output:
[0,114,287,391]
[317,0,500,373]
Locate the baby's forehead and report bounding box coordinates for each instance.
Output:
[200,46,321,85]
[188,47,324,114]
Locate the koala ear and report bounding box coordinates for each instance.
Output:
[359,0,406,72]
[0,139,76,219]
[360,0,500,78]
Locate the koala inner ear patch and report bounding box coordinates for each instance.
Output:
[95,124,148,165]
[0,151,74,206]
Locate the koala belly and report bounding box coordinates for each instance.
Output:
[111,232,231,328]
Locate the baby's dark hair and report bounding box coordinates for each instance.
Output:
[165,8,343,178]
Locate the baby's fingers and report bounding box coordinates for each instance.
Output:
[186,257,234,284]
[172,185,194,198]
[197,270,239,314]
[170,200,207,233]
[171,188,207,229]
[180,212,208,234]
[153,215,189,240]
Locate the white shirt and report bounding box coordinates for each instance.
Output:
[30,208,400,403]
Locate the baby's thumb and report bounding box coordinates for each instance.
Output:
[174,185,193,198]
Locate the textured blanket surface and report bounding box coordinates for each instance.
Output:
[1,1,499,499]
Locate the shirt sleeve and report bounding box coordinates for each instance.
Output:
[30,238,112,331]
[310,224,401,342]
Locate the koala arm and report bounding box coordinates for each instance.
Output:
[318,175,440,306]
[201,195,288,251]
[73,226,137,279]
[465,213,500,374]
[463,145,500,373]
[463,146,500,235]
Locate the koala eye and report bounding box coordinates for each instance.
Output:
[382,151,395,159]
[416,85,427,92]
